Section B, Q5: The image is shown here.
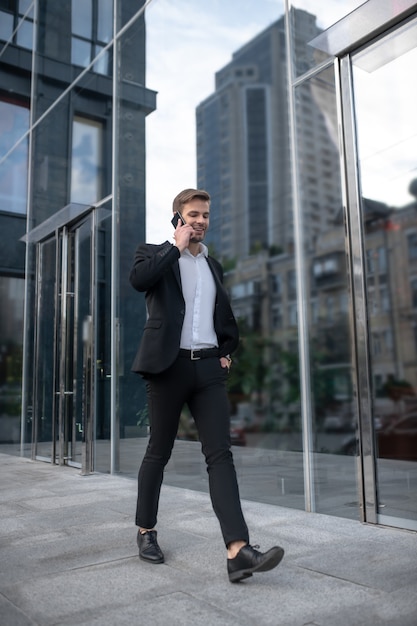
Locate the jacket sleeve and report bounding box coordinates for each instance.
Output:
[129,242,180,292]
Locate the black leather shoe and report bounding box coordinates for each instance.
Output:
[227,544,284,583]
[137,530,164,564]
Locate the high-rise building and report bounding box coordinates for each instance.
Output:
[197,9,341,260]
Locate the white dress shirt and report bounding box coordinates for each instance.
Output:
[178,244,218,349]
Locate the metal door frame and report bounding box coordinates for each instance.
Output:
[26,203,97,473]
[331,7,417,527]
[295,1,417,528]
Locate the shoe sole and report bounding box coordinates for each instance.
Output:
[228,547,284,583]
[139,554,165,564]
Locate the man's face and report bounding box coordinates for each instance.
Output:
[181,198,210,243]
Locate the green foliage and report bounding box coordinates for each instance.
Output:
[268,244,283,256]
[222,256,237,272]
[249,241,266,255]
[228,319,278,404]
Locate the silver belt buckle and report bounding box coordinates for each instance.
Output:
[190,349,201,360]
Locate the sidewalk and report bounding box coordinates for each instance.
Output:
[0,452,416,626]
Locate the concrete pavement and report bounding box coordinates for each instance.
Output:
[0,452,416,626]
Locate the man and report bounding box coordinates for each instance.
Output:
[130,188,284,583]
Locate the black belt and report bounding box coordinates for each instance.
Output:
[179,348,219,360]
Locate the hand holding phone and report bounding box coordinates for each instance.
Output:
[171,211,186,228]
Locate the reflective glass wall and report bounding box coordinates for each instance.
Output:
[1,0,415,528]
[0,2,32,451]
[0,1,155,469]
[135,0,361,518]
[350,16,417,528]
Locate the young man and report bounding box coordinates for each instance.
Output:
[130,188,284,582]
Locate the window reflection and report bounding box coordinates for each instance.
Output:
[71,0,113,74]
[0,98,29,214]
[352,19,417,522]
[70,117,102,205]
[0,11,14,42]
[71,0,93,39]
[0,276,24,446]
[290,0,371,77]
[0,0,34,50]
[296,65,356,516]
[193,6,353,514]
[15,14,32,49]
[97,0,113,43]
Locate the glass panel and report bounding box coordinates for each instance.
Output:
[352,17,417,526]
[137,1,304,510]
[0,276,24,451]
[97,0,113,43]
[24,0,115,464]
[0,11,13,42]
[0,98,29,215]
[32,1,105,122]
[294,66,357,519]
[93,44,109,74]
[71,0,92,39]
[71,216,93,467]
[19,0,33,14]
[16,17,32,49]
[70,117,102,204]
[288,1,366,78]
[93,207,112,473]
[34,237,58,459]
[71,38,91,68]
[116,9,151,473]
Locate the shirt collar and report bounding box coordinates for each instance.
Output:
[181,243,208,258]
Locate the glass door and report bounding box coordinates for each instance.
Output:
[33,236,59,460]
[350,16,417,530]
[33,210,98,473]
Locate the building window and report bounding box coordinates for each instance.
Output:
[71,0,113,75]
[0,275,24,443]
[408,232,417,262]
[340,292,348,312]
[287,269,296,298]
[378,246,387,274]
[272,306,282,329]
[372,332,381,356]
[271,273,281,296]
[70,117,102,205]
[326,296,334,323]
[0,0,34,49]
[379,285,390,312]
[366,248,375,274]
[288,302,297,326]
[0,97,29,214]
[411,277,417,309]
[383,328,393,353]
[310,298,319,324]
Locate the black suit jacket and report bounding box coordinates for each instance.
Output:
[130,241,239,375]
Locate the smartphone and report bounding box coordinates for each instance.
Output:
[171,211,186,228]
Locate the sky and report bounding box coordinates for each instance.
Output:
[144,0,284,243]
[142,0,415,243]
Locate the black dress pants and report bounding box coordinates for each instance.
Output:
[136,355,249,547]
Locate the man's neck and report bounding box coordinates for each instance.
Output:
[187,242,201,257]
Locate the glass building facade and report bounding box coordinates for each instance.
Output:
[0,0,416,534]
